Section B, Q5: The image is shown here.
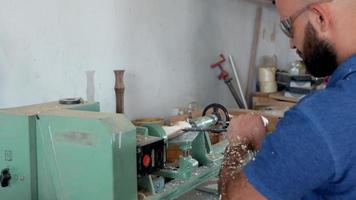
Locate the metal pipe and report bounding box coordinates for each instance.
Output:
[225,78,245,108]
[190,115,218,129]
[228,55,248,109]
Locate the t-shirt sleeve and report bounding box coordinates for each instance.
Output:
[244,107,335,200]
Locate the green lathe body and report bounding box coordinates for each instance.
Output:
[0,102,137,200]
[0,102,227,200]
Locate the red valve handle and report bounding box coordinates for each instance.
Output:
[210,54,226,68]
[218,70,229,80]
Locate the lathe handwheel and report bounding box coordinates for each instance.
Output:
[202,103,230,128]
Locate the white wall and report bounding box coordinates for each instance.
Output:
[256,5,299,69]
[217,4,299,107]
[0,0,296,119]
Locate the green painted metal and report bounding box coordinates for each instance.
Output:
[138,175,165,196]
[36,110,137,200]
[148,120,226,199]
[0,101,137,200]
[155,131,199,180]
[155,155,199,180]
[144,115,226,198]
[0,113,38,200]
[136,126,149,136]
[191,132,214,166]
[0,101,229,200]
[142,123,167,141]
[154,131,224,183]
[146,140,228,200]
[138,175,156,195]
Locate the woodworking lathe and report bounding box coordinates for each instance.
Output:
[0,100,229,200]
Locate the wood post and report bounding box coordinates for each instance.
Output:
[114,70,125,113]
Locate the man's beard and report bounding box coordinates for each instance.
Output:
[300,22,338,78]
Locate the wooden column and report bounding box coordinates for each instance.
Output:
[114,70,125,113]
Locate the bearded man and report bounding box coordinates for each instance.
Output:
[219,0,356,199]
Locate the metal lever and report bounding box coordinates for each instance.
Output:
[182,128,227,134]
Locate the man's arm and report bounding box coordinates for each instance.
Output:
[219,144,266,200]
[219,108,336,199]
[219,113,268,200]
[222,172,266,200]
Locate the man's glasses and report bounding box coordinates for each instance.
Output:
[280,0,333,38]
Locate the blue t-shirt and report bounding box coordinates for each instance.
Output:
[244,55,356,200]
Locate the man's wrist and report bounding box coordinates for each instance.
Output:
[222,143,254,170]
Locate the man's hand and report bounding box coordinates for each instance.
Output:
[227,113,268,150]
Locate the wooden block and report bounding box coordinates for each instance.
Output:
[166,144,181,163]
[253,96,295,108]
[252,96,295,115]
[253,92,271,97]
[209,133,221,144]
[269,92,299,103]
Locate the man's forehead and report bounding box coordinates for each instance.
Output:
[276,0,301,8]
[275,0,302,17]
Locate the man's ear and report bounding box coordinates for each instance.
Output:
[309,4,331,33]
